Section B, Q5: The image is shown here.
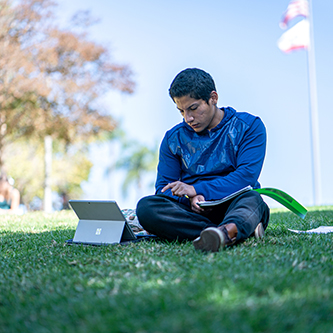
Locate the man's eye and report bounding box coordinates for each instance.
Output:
[190,106,197,111]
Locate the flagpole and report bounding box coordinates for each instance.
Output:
[306,0,322,206]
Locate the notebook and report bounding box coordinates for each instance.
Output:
[68,200,137,245]
[197,185,253,207]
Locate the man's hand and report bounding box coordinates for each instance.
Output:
[189,195,206,214]
[162,182,206,214]
[162,181,196,198]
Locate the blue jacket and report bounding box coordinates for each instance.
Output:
[155,106,267,206]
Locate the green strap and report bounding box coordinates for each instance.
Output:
[254,188,307,219]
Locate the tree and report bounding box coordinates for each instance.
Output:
[114,139,158,199]
[3,138,93,209]
[0,0,136,209]
[0,0,135,150]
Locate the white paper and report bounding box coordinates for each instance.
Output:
[288,226,333,234]
[198,185,252,207]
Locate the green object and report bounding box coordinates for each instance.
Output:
[254,187,307,219]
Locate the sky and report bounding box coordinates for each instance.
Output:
[57,0,333,210]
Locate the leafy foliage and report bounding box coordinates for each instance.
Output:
[0,0,135,165]
[3,139,92,206]
[115,139,158,197]
[0,0,136,207]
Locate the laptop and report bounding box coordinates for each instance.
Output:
[68,200,137,245]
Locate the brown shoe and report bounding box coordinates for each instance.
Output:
[254,222,264,239]
[193,225,236,252]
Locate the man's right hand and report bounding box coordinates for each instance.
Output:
[161,181,196,198]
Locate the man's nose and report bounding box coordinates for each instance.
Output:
[184,111,194,123]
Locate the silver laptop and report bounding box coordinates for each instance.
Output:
[69,200,137,245]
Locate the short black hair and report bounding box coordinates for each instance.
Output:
[169,68,216,104]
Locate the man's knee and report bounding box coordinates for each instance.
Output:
[136,195,153,220]
[242,189,263,202]
[230,189,270,230]
[136,195,164,229]
[245,190,270,229]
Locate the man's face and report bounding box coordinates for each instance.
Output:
[174,92,220,133]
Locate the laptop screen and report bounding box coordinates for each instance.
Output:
[69,200,126,221]
[69,200,137,244]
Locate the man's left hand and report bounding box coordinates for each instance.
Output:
[189,195,206,213]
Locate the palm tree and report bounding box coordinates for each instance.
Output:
[114,140,158,199]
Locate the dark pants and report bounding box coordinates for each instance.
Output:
[136,191,270,242]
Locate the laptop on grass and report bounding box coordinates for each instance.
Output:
[68,200,137,245]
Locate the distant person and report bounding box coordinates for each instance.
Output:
[0,174,21,213]
[60,192,70,210]
[136,68,270,252]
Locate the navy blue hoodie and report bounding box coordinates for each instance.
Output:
[155,106,267,206]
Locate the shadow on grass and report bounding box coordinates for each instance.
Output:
[1,239,332,333]
[0,208,333,332]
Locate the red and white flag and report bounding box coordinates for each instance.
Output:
[277,19,310,53]
[280,0,309,29]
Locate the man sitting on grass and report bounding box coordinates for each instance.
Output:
[136,68,270,252]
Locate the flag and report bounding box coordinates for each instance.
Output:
[280,0,309,29]
[277,19,310,53]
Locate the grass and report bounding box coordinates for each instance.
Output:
[0,207,333,333]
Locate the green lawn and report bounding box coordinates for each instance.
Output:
[1,207,333,333]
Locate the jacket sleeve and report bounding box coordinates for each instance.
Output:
[193,117,267,201]
[155,133,189,205]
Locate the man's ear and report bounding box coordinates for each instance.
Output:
[210,91,218,104]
